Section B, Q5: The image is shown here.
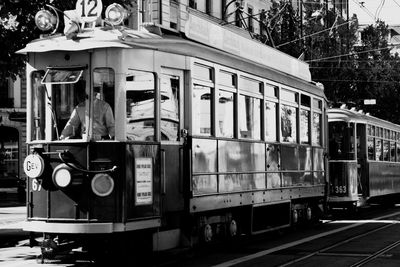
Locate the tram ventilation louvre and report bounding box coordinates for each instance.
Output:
[251,202,291,234]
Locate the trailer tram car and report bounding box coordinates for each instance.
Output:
[20,0,328,258]
[328,106,400,209]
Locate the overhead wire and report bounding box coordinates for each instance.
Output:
[276,19,356,48]
[393,0,400,8]
[351,0,376,22]
[375,0,385,20]
[306,45,395,62]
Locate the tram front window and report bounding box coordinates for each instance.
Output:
[31,67,116,141]
[31,69,87,141]
[329,121,355,160]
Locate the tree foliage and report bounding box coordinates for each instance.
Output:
[266,0,400,123]
[352,21,400,123]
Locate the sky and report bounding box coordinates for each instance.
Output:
[349,0,400,25]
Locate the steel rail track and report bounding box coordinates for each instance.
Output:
[350,238,400,267]
[277,223,397,267]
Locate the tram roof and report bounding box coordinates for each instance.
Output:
[328,108,400,130]
[18,28,325,98]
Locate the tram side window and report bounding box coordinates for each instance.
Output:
[126,71,155,141]
[239,95,261,139]
[383,140,389,161]
[312,113,322,146]
[160,74,180,141]
[31,71,46,141]
[367,137,374,160]
[265,101,277,142]
[280,104,297,143]
[300,95,311,145]
[390,142,396,162]
[217,90,234,138]
[192,84,212,136]
[376,139,382,161]
[397,142,400,162]
[328,121,355,160]
[300,109,310,144]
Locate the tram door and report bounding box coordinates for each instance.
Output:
[159,69,185,212]
[356,123,368,197]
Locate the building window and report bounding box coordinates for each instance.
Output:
[206,0,212,15]
[248,6,253,32]
[170,0,179,29]
[235,7,242,27]
[189,0,197,9]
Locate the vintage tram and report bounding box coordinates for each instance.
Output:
[328,106,400,209]
[20,0,328,258]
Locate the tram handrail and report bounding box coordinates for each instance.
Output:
[58,150,117,174]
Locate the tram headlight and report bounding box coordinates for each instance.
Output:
[105,3,128,26]
[91,173,114,197]
[35,10,57,32]
[52,164,72,188]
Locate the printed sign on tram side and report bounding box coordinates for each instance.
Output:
[134,157,153,205]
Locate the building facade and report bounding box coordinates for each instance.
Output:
[0,74,26,198]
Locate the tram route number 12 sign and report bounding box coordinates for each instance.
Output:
[134,158,153,205]
[75,0,103,23]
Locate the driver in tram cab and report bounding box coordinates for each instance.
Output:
[60,88,115,140]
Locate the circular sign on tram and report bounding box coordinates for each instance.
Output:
[23,154,45,178]
[75,0,103,23]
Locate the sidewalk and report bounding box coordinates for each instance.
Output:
[0,206,26,230]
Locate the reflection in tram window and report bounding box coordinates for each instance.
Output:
[31,71,46,141]
[265,101,277,142]
[217,90,234,138]
[53,80,87,140]
[300,109,310,144]
[397,143,400,162]
[160,74,180,141]
[192,84,212,136]
[312,112,322,146]
[390,142,396,162]
[376,139,382,161]
[126,71,155,141]
[280,104,297,143]
[368,137,374,160]
[239,95,261,139]
[93,68,115,112]
[383,140,389,161]
[329,121,354,160]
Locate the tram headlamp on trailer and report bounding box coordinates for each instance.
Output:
[52,163,84,189]
[105,3,128,26]
[91,173,114,197]
[34,8,59,33]
[52,164,73,188]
